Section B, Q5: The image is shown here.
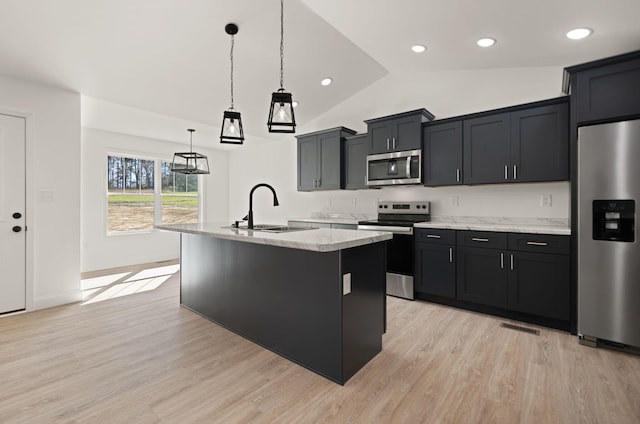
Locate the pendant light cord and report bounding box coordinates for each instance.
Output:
[230,34,235,110]
[280,0,284,89]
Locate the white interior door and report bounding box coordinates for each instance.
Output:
[0,114,26,314]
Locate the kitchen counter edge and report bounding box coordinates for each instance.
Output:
[156,223,393,252]
[414,222,571,235]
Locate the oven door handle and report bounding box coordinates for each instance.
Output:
[357,224,414,235]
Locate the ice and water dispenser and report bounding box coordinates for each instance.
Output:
[592,200,635,242]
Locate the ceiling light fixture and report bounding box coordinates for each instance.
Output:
[267,0,296,133]
[566,28,592,40]
[171,129,210,175]
[411,44,426,53]
[220,23,245,145]
[477,38,496,47]
[321,77,333,86]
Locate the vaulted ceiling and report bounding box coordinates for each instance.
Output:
[1,0,638,147]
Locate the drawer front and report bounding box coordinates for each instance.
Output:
[415,228,456,245]
[508,233,570,255]
[457,231,508,249]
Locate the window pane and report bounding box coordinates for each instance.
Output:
[161,161,199,224]
[107,156,155,232]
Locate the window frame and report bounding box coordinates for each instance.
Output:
[106,152,203,235]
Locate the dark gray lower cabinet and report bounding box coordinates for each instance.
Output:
[508,251,570,321]
[415,229,456,298]
[417,229,571,328]
[456,246,508,308]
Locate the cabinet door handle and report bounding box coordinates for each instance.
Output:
[513,165,517,180]
[500,253,504,269]
[471,237,489,242]
[526,241,548,246]
[510,254,514,271]
[456,168,460,182]
[504,165,508,180]
[449,247,453,263]
[426,234,441,239]
[386,138,390,150]
[392,137,397,149]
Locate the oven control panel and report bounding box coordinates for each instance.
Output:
[378,201,430,214]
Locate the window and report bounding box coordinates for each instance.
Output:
[107,155,200,233]
[160,161,199,225]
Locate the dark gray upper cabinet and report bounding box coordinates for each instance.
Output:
[296,127,356,191]
[423,121,463,186]
[462,100,569,185]
[365,109,434,154]
[563,50,640,125]
[463,113,511,184]
[344,133,368,190]
[510,103,569,182]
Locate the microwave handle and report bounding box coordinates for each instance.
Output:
[406,156,411,177]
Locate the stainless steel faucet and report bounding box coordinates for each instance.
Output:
[247,183,279,229]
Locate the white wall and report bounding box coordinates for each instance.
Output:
[81,128,229,272]
[228,66,571,223]
[0,74,81,310]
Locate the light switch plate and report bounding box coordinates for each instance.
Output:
[343,273,351,295]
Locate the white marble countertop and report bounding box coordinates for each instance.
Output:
[288,213,375,226]
[156,222,393,252]
[414,217,570,235]
[288,217,360,225]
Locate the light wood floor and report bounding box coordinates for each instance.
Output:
[1,265,639,424]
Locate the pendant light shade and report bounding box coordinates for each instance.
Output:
[171,129,210,174]
[268,89,296,133]
[267,0,296,133]
[220,110,245,143]
[220,23,245,144]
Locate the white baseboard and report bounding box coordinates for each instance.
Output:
[33,289,83,310]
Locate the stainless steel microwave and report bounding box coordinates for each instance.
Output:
[366,149,422,186]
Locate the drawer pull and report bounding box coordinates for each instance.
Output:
[500,253,504,269]
[471,237,489,242]
[526,241,548,246]
[449,247,453,263]
[510,254,514,271]
[426,234,441,239]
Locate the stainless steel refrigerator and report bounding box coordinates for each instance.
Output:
[578,119,640,350]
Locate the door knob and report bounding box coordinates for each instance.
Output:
[12,212,22,219]
[12,226,22,233]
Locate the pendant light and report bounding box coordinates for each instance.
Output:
[267,0,296,133]
[171,129,210,174]
[220,23,245,144]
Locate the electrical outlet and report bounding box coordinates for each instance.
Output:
[343,273,351,295]
[540,194,552,207]
[450,196,459,207]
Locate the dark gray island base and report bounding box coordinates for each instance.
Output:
[176,229,388,385]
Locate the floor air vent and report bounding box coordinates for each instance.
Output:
[500,322,540,335]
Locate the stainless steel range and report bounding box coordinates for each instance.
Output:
[358,201,430,299]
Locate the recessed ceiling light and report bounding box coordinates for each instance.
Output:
[477,38,496,48]
[566,28,592,40]
[411,44,426,53]
[321,77,333,86]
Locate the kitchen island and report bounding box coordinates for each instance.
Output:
[156,223,392,385]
